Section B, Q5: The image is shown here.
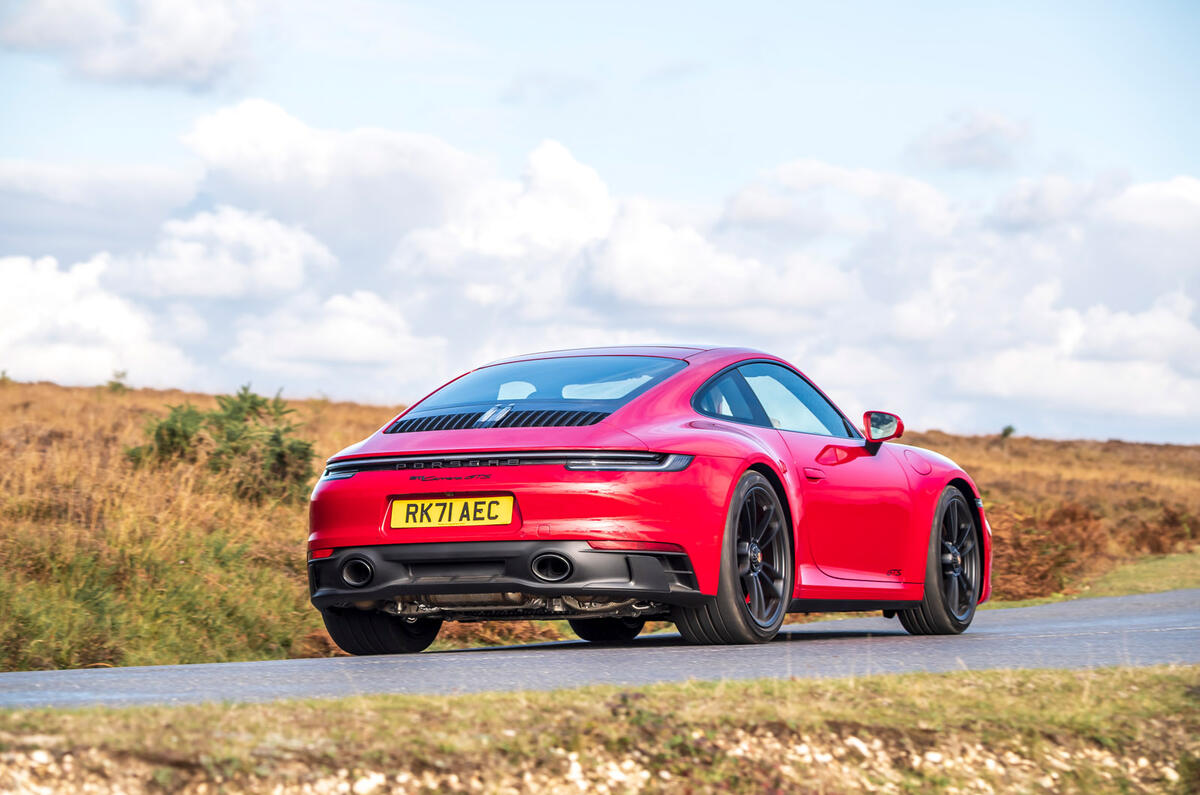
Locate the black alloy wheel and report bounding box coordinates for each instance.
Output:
[568,617,646,643]
[736,483,789,628]
[939,494,981,622]
[899,487,982,635]
[673,471,793,644]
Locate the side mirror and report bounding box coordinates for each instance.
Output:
[864,411,904,443]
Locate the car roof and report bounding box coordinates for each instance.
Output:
[484,345,721,365]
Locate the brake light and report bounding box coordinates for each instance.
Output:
[565,453,693,472]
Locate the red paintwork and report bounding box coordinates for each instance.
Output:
[309,346,993,607]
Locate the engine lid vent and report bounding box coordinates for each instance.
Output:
[388,412,484,434]
[386,408,609,434]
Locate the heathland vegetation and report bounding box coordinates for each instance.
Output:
[0,380,1196,671]
[2,667,1196,792]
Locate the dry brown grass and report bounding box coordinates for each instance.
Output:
[906,430,1199,599]
[0,379,1195,671]
[0,381,398,670]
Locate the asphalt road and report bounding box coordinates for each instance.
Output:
[3,589,1197,709]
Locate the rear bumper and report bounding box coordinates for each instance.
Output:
[308,540,705,610]
[307,453,741,596]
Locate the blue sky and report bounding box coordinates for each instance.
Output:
[2,0,1198,442]
[5,2,1199,192]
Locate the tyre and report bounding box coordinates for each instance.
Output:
[673,471,793,644]
[568,617,646,643]
[899,487,982,635]
[321,607,442,654]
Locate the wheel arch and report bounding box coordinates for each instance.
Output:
[947,476,978,514]
[946,475,991,603]
[747,460,792,518]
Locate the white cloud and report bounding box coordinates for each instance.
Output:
[990,174,1104,230]
[467,324,671,371]
[909,110,1030,171]
[109,205,336,298]
[2,99,1196,441]
[392,140,616,324]
[1075,292,1200,373]
[0,255,195,386]
[0,159,198,261]
[956,346,1200,418]
[889,259,972,341]
[0,0,122,50]
[183,100,489,254]
[224,291,449,401]
[395,145,863,328]
[723,158,956,241]
[983,174,1200,310]
[0,159,196,208]
[587,199,858,314]
[1,0,258,86]
[1101,176,1200,232]
[402,140,613,265]
[379,137,1197,437]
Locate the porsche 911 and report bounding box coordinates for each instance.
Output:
[308,346,992,653]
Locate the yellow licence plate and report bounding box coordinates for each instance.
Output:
[390,496,514,528]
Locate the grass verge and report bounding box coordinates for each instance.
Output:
[1,666,1196,793]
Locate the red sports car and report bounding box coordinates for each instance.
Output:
[308,346,992,653]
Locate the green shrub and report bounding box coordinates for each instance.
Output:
[105,370,129,394]
[127,386,315,503]
[127,403,206,465]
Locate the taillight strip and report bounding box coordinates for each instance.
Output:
[320,450,692,479]
[563,453,693,472]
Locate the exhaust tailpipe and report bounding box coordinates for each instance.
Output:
[341,557,374,588]
[530,553,572,582]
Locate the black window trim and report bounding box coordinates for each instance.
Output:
[693,368,770,426]
[691,358,864,441]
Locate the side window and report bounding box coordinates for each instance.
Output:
[739,363,852,438]
[694,371,760,423]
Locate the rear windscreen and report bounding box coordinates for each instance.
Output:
[417,356,687,412]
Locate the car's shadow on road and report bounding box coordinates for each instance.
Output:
[428,625,908,656]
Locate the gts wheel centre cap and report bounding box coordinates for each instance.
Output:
[947,546,962,574]
[748,543,763,573]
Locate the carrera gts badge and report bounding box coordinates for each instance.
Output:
[409,474,492,482]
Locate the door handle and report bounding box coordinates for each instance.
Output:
[803,467,826,481]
